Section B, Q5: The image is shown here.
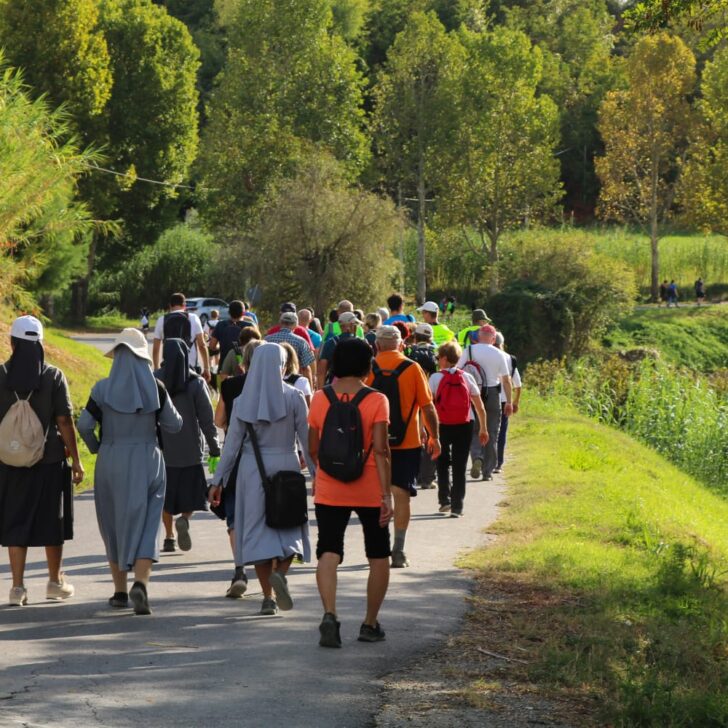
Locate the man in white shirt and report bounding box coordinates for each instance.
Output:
[494,331,522,474]
[456,324,512,481]
[152,292,210,381]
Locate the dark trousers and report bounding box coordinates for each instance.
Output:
[497,407,509,468]
[418,445,437,485]
[437,421,473,512]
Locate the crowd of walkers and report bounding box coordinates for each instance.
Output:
[0,293,521,647]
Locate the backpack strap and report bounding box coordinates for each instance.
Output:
[323,385,338,405]
[351,386,375,407]
[246,422,268,483]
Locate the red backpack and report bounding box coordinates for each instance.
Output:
[435,369,471,425]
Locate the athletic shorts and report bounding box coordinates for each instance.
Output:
[315,503,391,563]
[391,447,420,497]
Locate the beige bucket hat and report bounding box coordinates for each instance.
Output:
[105,327,152,362]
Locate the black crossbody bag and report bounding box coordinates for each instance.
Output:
[246,422,308,530]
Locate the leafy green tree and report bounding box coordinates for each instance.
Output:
[372,11,464,303]
[0,61,99,308]
[678,46,728,235]
[330,0,371,39]
[596,33,696,302]
[220,151,402,316]
[0,0,112,129]
[438,27,561,295]
[504,0,621,214]
[198,0,368,225]
[626,1,728,46]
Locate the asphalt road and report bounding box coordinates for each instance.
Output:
[0,333,504,727]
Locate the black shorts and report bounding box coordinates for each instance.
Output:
[391,447,420,497]
[315,503,391,563]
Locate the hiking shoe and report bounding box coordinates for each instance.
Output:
[175,516,192,552]
[226,567,248,599]
[129,581,152,615]
[162,538,177,552]
[319,612,342,648]
[470,457,483,479]
[391,550,409,568]
[419,481,436,490]
[358,622,386,643]
[109,592,129,608]
[269,571,293,611]
[260,597,278,616]
[450,510,463,518]
[483,473,493,481]
[438,504,451,513]
[46,575,75,601]
[9,586,27,607]
[493,466,502,474]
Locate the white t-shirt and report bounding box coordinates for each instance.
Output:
[153,310,204,368]
[456,343,509,387]
[291,375,312,398]
[500,354,522,404]
[430,368,480,422]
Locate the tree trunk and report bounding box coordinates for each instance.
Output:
[70,231,98,324]
[487,229,499,297]
[649,158,660,303]
[397,182,406,294]
[416,157,427,305]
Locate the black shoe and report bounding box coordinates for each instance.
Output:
[108,592,129,608]
[162,538,177,552]
[175,516,192,552]
[129,581,152,615]
[450,510,463,518]
[483,473,493,481]
[358,622,386,643]
[319,612,342,648]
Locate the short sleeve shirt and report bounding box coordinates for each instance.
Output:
[365,350,433,450]
[430,368,479,421]
[0,364,72,464]
[456,344,509,387]
[319,331,356,363]
[153,311,204,368]
[500,355,522,403]
[265,324,314,349]
[384,313,415,325]
[309,388,389,507]
[264,329,315,368]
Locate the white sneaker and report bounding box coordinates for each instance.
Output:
[46,575,75,601]
[9,586,28,606]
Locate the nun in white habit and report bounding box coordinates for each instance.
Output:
[209,342,313,616]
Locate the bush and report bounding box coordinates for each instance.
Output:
[487,233,636,362]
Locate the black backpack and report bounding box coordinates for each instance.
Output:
[318,385,374,482]
[407,344,437,376]
[216,319,250,363]
[370,360,415,447]
[163,312,193,348]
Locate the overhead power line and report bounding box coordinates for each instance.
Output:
[84,162,218,192]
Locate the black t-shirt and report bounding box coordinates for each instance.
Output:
[0,363,72,464]
[214,320,253,363]
[220,373,247,429]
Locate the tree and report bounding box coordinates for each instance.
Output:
[438,27,561,296]
[626,1,728,46]
[504,0,621,215]
[220,152,402,316]
[0,61,99,308]
[678,46,728,235]
[197,0,368,226]
[596,33,696,302]
[0,0,112,130]
[371,11,464,303]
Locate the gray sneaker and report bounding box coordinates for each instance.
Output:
[391,550,410,568]
[319,612,342,648]
[470,457,483,479]
[358,622,386,643]
[260,597,278,616]
[226,567,248,599]
[129,581,152,615]
[175,516,192,552]
[269,571,293,611]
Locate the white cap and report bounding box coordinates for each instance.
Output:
[106,327,152,362]
[414,323,433,338]
[338,311,362,325]
[377,307,389,320]
[10,315,43,342]
[375,325,401,341]
[417,301,440,314]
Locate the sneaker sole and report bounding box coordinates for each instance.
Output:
[46,592,74,601]
[8,597,27,607]
[319,620,342,648]
[358,633,386,643]
[226,580,248,599]
[269,572,293,611]
[175,517,192,552]
[129,585,152,615]
[470,460,482,479]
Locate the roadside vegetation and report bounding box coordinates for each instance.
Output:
[461,395,728,725]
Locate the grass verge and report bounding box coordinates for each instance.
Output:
[460,394,728,725]
[0,310,110,490]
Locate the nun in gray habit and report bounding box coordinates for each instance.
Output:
[78,328,182,615]
[209,342,314,616]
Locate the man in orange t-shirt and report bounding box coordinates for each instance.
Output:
[366,325,440,568]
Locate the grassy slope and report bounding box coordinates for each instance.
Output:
[462,395,728,725]
[0,310,110,489]
[605,304,728,371]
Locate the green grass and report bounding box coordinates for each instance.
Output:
[605,305,728,372]
[462,394,728,725]
[0,310,110,490]
[84,309,155,332]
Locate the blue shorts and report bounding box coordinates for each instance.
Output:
[391,448,420,497]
